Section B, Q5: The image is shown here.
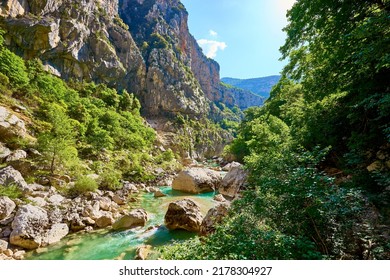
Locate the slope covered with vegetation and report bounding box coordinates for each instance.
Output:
[162,0,389,260]
[0,29,179,195]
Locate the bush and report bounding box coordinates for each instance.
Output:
[0,72,9,86]
[0,48,29,88]
[0,184,23,199]
[155,149,175,164]
[69,176,98,197]
[99,168,122,191]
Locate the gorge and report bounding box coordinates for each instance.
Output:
[1,0,389,262]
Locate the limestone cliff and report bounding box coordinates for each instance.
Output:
[221,75,281,99]
[220,83,265,110]
[0,0,146,97]
[119,0,212,117]
[0,0,260,118]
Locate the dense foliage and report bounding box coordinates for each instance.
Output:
[163,0,389,260]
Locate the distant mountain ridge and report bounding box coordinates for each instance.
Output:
[221,75,281,99]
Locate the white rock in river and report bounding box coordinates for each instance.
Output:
[112,209,148,230]
[172,168,222,194]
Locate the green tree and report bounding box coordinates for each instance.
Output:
[37,104,79,174]
[119,90,141,113]
[226,107,291,164]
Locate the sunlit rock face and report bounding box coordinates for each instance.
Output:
[0,0,258,118]
[0,0,146,103]
[120,0,212,117]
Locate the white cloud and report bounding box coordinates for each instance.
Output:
[209,29,218,37]
[197,39,227,59]
[277,0,296,11]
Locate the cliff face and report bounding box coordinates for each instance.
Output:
[219,84,265,110]
[119,0,214,117]
[0,0,260,118]
[221,75,281,99]
[0,0,146,94]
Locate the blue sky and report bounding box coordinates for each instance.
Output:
[181,0,296,79]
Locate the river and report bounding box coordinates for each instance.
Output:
[26,186,217,260]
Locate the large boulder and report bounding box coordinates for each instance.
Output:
[95,211,114,228]
[200,203,230,236]
[28,196,47,207]
[47,206,65,224]
[221,161,241,171]
[66,213,86,232]
[82,202,101,221]
[47,194,65,206]
[112,194,126,205]
[213,194,227,203]
[122,182,139,194]
[164,199,203,232]
[0,0,29,17]
[0,143,11,161]
[0,106,27,140]
[112,209,148,230]
[98,197,112,211]
[0,166,29,191]
[0,196,16,220]
[10,205,49,249]
[172,168,222,194]
[219,165,247,199]
[5,150,27,162]
[154,190,166,198]
[43,223,69,245]
[0,239,8,252]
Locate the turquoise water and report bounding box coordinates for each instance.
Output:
[26,187,216,260]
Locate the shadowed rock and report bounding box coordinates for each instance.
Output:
[219,165,247,199]
[164,199,203,232]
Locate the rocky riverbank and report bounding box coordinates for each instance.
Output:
[0,161,247,260]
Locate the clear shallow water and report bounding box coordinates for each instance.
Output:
[26,187,216,260]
